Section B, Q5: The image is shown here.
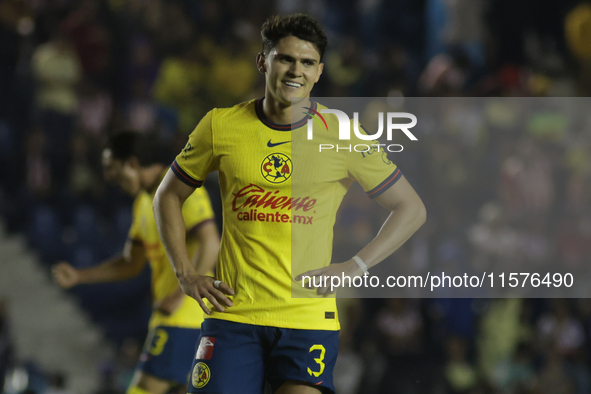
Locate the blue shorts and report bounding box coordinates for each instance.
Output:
[136,326,201,384]
[187,319,339,394]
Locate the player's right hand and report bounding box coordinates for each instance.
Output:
[52,262,81,289]
[177,272,234,315]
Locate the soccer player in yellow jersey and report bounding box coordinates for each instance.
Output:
[53,132,220,394]
[154,14,426,394]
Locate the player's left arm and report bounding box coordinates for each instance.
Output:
[154,220,220,315]
[155,170,233,314]
[296,175,426,294]
[355,174,426,267]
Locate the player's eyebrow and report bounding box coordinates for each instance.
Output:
[276,53,319,64]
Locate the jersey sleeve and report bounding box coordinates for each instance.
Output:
[346,124,403,199]
[171,110,217,188]
[127,197,143,243]
[181,186,215,230]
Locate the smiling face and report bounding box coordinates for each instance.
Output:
[258,35,324,106]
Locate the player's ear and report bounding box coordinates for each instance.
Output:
[256,52,266,74]
[315,62,324,83]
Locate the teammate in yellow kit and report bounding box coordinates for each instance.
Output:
[53,132,219,394]
[154,14,426,394]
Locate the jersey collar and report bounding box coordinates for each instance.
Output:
[255,97,316,132]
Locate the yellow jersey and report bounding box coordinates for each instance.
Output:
[128,178,215,329]
[172,98,401,330]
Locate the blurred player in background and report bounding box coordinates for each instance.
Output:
[154,13,425,394]
[53,132,220,394]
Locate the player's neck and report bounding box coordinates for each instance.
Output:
[262,96,311,125]
[141,164,165,193]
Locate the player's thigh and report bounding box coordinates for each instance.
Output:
[267,329,339,394]
[137,326,200,386]
[188,319,266,394]
[127,370,171,394]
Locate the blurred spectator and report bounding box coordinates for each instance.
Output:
[565,3,591,94]
[478,299,531,384]
[563,141,591,213]
[443,336,479,394]
[534,349,575,394]
[60,0,111,81]
[0,0,34,121]
[419,54,467,96]
[537,300,590,394]
[152,39,210,132]
[140,0,194,56]
[205,33,258,107]
[31,29,81,186]
[537,300,585,359]
[31,31,81,119]
[324,36,364,96]
[125,80,157,133]
[25,126,52,198]
[364,44,408,96]
[77,79,113,140]
[120,35,160,103]
[469,202,520,272]
[426,0,486,65]
[375,299,425,393]
[500,138,555,219]
[492,342,536,394]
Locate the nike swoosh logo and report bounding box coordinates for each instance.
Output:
[267,140,291,148]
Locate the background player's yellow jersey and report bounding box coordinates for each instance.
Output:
[128,175,215,329]
[172,98,401,330]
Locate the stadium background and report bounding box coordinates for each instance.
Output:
[1,0,591,393]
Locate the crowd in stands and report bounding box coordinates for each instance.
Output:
[1,0,591,393]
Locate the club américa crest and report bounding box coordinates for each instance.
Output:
[261,153,292,184]
[192,362,211,388]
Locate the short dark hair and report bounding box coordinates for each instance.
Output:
[107,131,161,166]
[261,14,327,59]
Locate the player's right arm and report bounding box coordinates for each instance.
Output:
[153,170,234,315]
[52,240,147,289]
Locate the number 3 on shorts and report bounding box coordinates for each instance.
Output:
[149,328,169,356]
[307,344,326,377]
